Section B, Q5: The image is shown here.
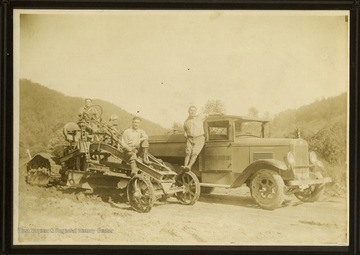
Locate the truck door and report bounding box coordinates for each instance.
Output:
[201,120,234,184]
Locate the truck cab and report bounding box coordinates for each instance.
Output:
[149,115,332,210]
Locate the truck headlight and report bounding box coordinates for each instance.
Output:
[309,151,324,168]
[309,151,318,164]
[286,152,295,167]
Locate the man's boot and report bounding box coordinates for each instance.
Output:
[180,155,190,173]
[185,154,198,172]
[129,160,137,177]
[143,147,151,165]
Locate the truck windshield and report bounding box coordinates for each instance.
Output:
[235,120,264,138]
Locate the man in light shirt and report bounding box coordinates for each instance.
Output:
[182,106,207,171]
[121,117,150,177]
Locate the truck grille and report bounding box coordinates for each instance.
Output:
[293,140,308,166]
[293,167,310,180]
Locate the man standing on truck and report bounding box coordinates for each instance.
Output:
[121,117,151,177]
[182,106,207,172]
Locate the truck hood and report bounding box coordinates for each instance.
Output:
[233,137,295,146]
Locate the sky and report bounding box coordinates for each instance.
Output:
[16,10,349,128]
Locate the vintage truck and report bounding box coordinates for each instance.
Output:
[149,115,332,210]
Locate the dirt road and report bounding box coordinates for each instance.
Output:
[15,166,348,246]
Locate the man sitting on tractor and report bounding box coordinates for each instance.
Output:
[78,98,100,134]
[121,116,151,177]
[78,98,98,121]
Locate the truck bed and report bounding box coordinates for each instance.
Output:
[149,134,186,158]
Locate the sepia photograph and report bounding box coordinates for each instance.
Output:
[13,9,349,246]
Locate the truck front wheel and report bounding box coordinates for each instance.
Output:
[250,169,285,210]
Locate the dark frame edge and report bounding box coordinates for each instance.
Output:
[1,0,7,255]
[348,7,359,255]
[353,4,360,255]
[3,0,13,254]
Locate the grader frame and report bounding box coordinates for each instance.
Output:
[26,105,200,212]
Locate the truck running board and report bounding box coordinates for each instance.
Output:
[200,183,231,188]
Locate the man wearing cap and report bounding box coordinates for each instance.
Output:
[182,106,208,172]
[77,98,102,142]
[78,98,97,121]
[121,117,151,177]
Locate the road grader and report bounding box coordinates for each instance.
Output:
[26,105,200,212]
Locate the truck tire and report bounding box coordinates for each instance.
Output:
[250,169,285,210]
[294,184,325,202]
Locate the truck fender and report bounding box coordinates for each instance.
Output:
[230,159,288,188]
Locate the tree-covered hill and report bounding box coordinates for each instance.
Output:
[269,93,348,185]
[19,79,167,157]
[270,93,347,140]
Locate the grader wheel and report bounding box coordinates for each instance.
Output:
[127,175,156,213]
[175,171,200,205]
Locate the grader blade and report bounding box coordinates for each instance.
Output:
[26,153,60,187]
[27,168,51,186]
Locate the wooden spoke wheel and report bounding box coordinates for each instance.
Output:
[127,175,155,213]
[175,171,200,205]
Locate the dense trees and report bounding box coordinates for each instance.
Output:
[202,99,226,115]
[270,93,347,167]
[19,79,167,157]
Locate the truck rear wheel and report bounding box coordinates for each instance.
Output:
[250,169,284,210]
[127,175,155,213]
[175,171,200,205]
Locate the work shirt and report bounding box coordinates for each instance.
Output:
[184,114,207,137]
[121,127,148,151]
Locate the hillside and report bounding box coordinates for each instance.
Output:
[269,93,348,184]
[19,79,167,157]
[270,93,347,139]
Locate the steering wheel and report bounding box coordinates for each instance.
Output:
[84,105,103,121]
